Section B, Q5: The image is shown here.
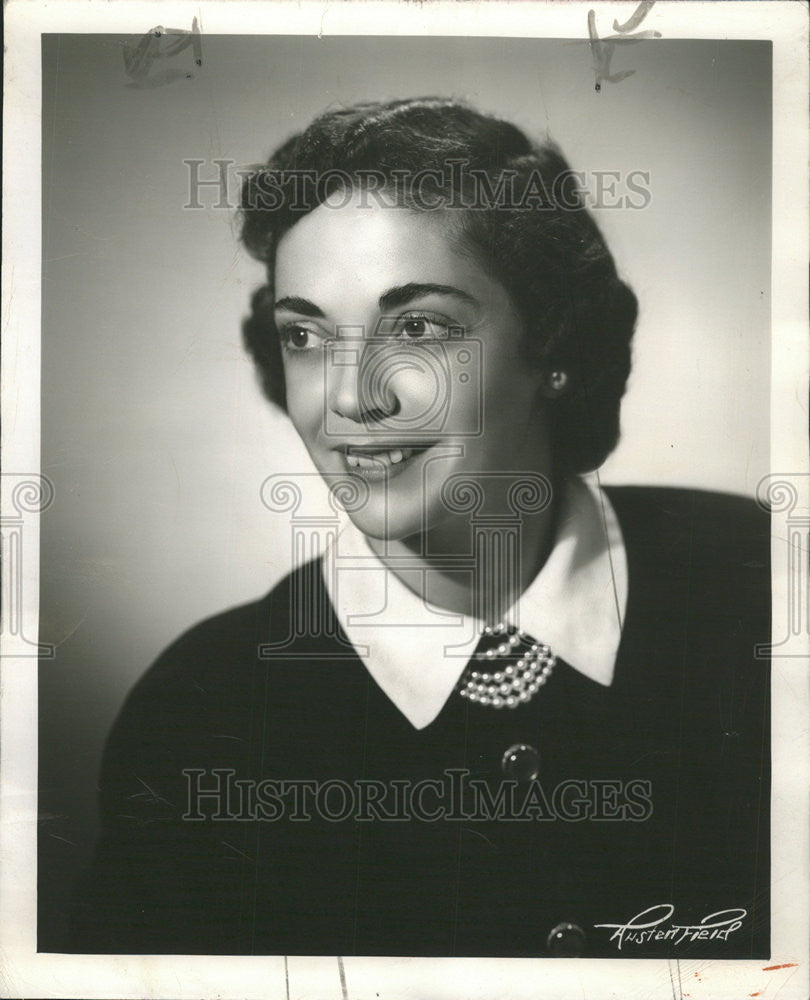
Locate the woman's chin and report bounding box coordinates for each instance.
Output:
[340,490,457,546]
[342,506,423,543]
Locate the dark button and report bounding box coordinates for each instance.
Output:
[547,922,586,957]
[501,743,540,781]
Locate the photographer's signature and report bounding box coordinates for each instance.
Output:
[595,904,746,950]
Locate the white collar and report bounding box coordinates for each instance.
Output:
[321,476,627,730]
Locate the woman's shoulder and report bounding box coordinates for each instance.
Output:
[603,484,770,659]
[603,483,769,566]
[115,561,326,714]
[603,482,766,525]
[99,561,331,787]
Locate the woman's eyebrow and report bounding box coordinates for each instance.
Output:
[274,284,477,318]
[378,283,478,312]
[273,296,324,316]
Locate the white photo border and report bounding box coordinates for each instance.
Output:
[2,2,808,998]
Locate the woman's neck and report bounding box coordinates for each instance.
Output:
[364,479,561,620]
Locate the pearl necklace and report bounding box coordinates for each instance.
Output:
[457,623,557,709]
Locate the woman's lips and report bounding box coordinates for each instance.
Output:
[339,443,436,478]
[346,446,416,469]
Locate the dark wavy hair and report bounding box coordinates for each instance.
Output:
[239,97,637,474]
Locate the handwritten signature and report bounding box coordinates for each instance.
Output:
[595,904,747,950]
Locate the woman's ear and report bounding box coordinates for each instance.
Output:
[540,370,569,399]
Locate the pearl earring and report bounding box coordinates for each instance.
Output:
[549,371,568,392]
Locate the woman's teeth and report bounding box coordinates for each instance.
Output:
[346,448,414,469]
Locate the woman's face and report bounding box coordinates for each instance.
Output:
[274,190,551,543]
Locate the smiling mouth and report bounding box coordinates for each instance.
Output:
[341,443,437,471]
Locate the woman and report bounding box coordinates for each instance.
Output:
[72,98,769,958]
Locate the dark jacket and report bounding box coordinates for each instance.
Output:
[70,486,770,958]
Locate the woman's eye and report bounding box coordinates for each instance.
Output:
[279,324,323,351]
[396,314,450,341]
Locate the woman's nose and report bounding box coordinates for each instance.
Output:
[327,341,400,425]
